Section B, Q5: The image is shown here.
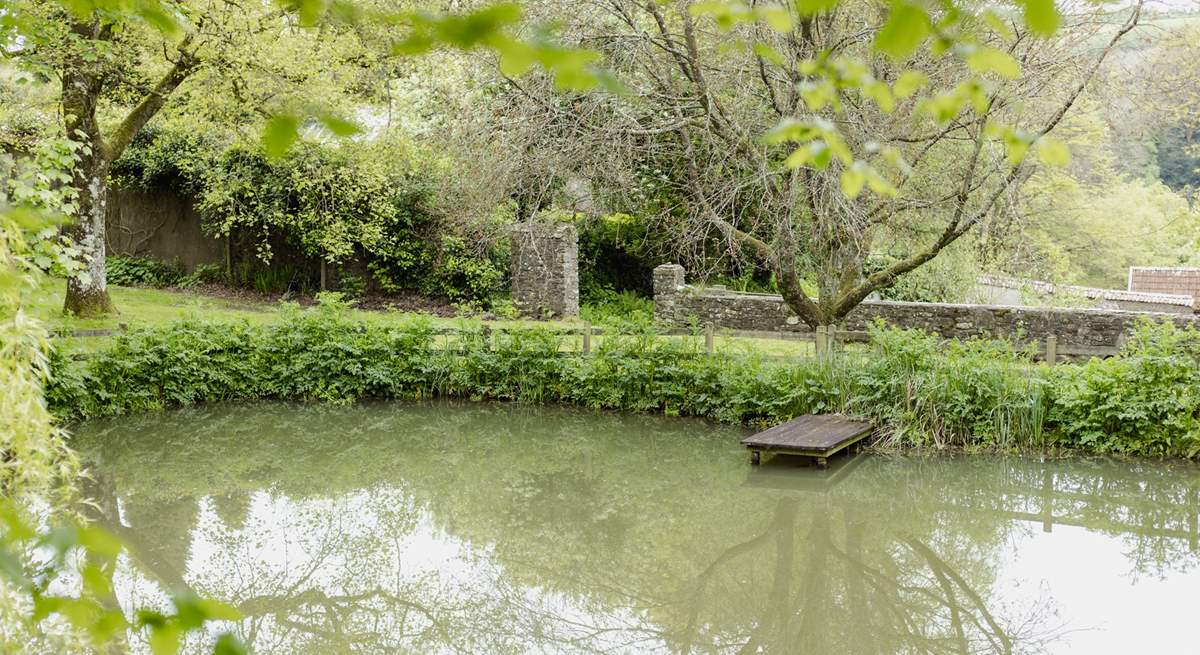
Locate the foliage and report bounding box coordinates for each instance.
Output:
[999,120,1200,288]
[421,235,506,304]
[578,289,655,330]
[868,241,978,303]
[575,212,660,296]
[106,256,185,288]
[178,263,227,289]
[0,502,247,655]
[197,139,437,267]
[857,322,1046,449]
[0,208,77,504]
[483,0,1132,327]
[1048,319,1200,457]
[46,299,1200,459]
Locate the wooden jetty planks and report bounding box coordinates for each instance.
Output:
[742,414,872,468]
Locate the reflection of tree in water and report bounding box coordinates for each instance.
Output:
[73,401,1200,654]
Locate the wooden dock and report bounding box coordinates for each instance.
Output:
[742,414,873,469]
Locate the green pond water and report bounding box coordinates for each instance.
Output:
[73,401,1200,655]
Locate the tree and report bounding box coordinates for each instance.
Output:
[1134,25,1200,192]
[491,0,1143,326]
[3,0,602,316]
[6,3,211,315]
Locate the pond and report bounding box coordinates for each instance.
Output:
[73,401,1200,654]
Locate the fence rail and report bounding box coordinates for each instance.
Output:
[51,320,1123,363]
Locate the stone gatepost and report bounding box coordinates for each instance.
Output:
[653,264,686,322]
[510,222,579,317]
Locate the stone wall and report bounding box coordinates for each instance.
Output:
[106,188,224,272]
[511,223,579,317]
[1129,267,1200,309]
[654,265,1197,348]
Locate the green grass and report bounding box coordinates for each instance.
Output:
[33,278,820,357]
[32,280,282,330]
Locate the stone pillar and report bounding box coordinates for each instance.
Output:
[510,222,579,317]
[653,264,685,322]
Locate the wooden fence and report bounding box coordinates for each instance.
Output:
[51,321,1122,364]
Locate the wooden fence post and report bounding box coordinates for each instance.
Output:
[1044,334,1057,365]
[705,322,715,355]
[582,323,592,355]
[815,325,828,358]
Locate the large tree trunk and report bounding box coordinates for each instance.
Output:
[57,19,195,317]
[61,58,114,317]
[63,163,114,317]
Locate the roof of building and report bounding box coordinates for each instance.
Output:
[977,274,1195,308]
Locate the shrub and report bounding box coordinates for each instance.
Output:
[1047,319,1200,457]
[178,262,227,288]
[422,236,505,304]
[106,256,184,288]
[45,309,1200,460]
[579,289,655,330]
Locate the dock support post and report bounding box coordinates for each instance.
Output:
[750,450,761,466]
[1044,334,1057,365]
[582,323,592,355]
[705,322,715,355]
[1041,469,1054,533]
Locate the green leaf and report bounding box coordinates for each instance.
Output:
[866,168,898,197]
[756,6,793,32]
[136,609,168,629]
[294,0,328,26]
[135,3,183,37]
[392,31,434,56]
[799,81,833,111]
[892,70,927,98]
[213,634,248,655]
[864,81,895,113]
[1004,135,1030,165]
[495,39,536,77]
[796,0,839,17]
[874,2,930,60]
[840,164,867,198]
[785,141,832,169]
[1020,0,1060,36]
[81,564,112,598]
[752,43,785,66]
[436,4,522,48]
[0,548,29,588]
[262,115,300,159]
[173,593,240,629]
[91,610,128,643]
[966,47,1021,79]
[317,114,359,137]
[77,526,123,559]
[983,9,1015,39]
[826,134,853,165]
[149,623,182,655]
[1036,138,1070,167]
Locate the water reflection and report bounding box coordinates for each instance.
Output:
[72,401,1200,654]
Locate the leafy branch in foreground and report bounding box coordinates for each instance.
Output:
[0,502,247,654]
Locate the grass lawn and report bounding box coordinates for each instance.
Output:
[34,278,818,357]
[32,280,285,331]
